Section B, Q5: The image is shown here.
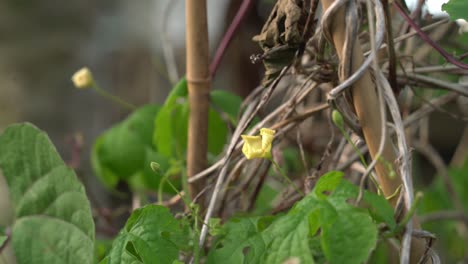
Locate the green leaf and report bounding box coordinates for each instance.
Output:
[363,191,396,230]
[442,0,468,21]
[165,77,188,107]
[125,104,162,146]
[96,105,160,181]
[0,235,6,247]
[449,159,468,211]
[91,135,119,188]
[99,256,109,264]
[313,171,344,199]
[0,124,63,203]
[99,123,146,179]
[208,108,228,155]
[0,123,95,264]
[260,210,315,264]
[321,209,377,264]
[209,172,381,264]
[105,205,188,264]
[252,184,278,215]
[154,106,175,157]
[95,239,114,263]
[173,103,189,155]
[207,217,265,264]
[155,101,229,158]
[210,90,242,124]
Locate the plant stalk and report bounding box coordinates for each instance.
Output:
[186,0,211,205]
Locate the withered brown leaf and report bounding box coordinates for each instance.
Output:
[253,0,309,87]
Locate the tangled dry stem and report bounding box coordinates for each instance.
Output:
[183,1,468,262]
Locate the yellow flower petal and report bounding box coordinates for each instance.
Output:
[241,128,276,159]
[260,128,275,136]
[241,135,263,159]
[72,67,95,89]
[260,128,275,151]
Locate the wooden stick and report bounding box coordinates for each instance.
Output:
[186,0,211,203]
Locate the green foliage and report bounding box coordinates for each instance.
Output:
[0,235,6,248]
[442,0,468,20]
[102,205,189,264]
[252,184,278,215]
[153,77,189,158]
[208,171,383,264]
[0,78,409,264]
[153,78,239,159]
[321,209,377,264]
[0,123,95,264]
[210,90,243,125]
[95,239,114,263]
[91,77,241,194]
[418,159,468,262]
[92,104,163,188]
[206,217,272,264]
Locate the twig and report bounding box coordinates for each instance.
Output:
[395,72,468,97]
[450,126,468,167]
[393,1,468,70]
[366,18,450,56]
[420,210,468,225]
[380,69,419,263]
[161,191,185,207]
[198,66,291,251]
[382,0,398,93]
[402,64,468,74]
[337,93,458,172]
[409,87,468,122]
[296,129,309,173]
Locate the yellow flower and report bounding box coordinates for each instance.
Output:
[71,67,95,89]
[241,128,276,159]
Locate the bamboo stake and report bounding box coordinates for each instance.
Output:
[186,0,210,203]
[319,0,428,263]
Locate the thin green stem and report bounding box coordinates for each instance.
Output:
[269,158,304,196]
[157,171,172,205]
[384,192,423,238]
[338,126,386,194]
[192,204,201,264]
[92,83,137,111]
[165,180,201,263]
[338,126,368,167]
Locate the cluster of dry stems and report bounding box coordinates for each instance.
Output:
[183,0,468,263]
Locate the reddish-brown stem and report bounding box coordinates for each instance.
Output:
[209,0,254,77]
[394,1,468,70]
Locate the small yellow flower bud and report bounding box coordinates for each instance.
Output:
[241,128,276,160]
[72,67,95,89]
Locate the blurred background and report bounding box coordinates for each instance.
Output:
[0,0,271,207]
